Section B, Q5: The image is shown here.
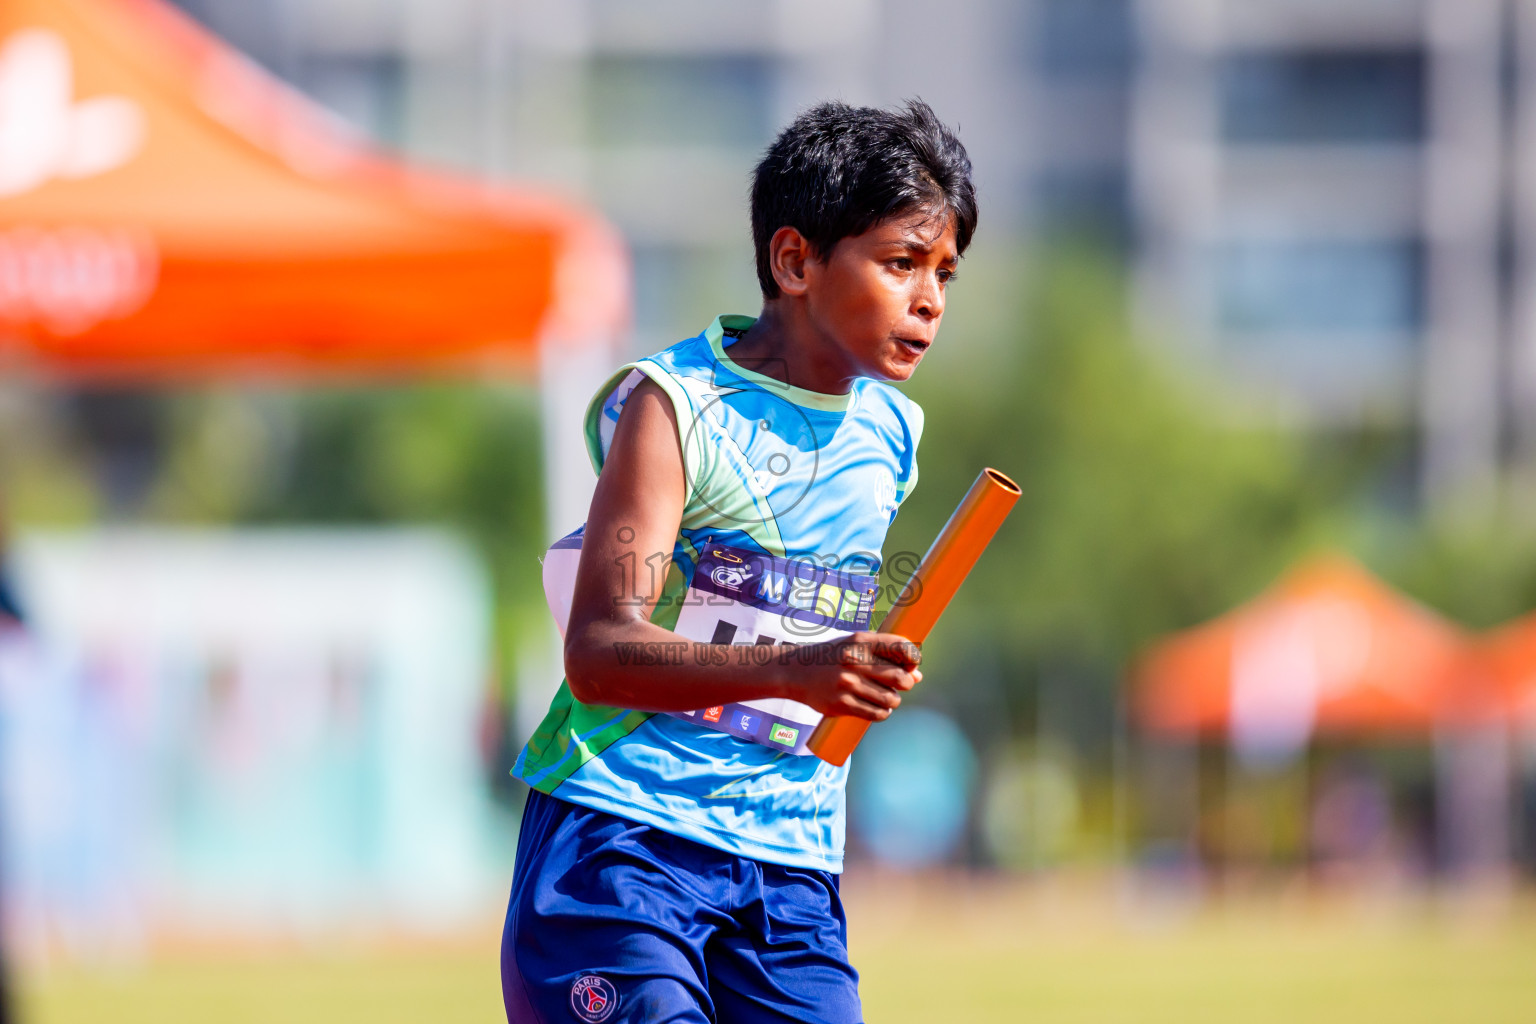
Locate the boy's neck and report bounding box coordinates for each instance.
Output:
[727,303,861,396]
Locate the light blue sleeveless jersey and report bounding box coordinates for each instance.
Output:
[513,314,922,871]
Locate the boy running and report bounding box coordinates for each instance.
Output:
[504,99,977,1024]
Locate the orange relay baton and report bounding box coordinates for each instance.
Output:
[807,468,1021,766]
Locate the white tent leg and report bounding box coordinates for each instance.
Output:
[516,334,618,744]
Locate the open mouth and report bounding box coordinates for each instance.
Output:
[895,337,930,357]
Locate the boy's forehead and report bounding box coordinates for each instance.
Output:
[872,209,957,249]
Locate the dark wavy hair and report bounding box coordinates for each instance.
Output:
[750,99,978,299]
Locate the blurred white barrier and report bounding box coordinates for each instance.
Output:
[0,528,498,955]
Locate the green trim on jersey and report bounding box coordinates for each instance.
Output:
[517,543,693,794]
[518,692,653,793]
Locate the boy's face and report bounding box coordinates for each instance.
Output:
[804,209,959,383]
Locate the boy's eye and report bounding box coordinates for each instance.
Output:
[891,257,914,271]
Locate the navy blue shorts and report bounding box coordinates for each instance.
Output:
[501,790,862,1023]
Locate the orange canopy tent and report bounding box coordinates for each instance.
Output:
[1133,556,1471,739]
[0,0,627,376]
[1475,613,1536,724]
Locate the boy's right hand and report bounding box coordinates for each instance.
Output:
[787,631,923,721]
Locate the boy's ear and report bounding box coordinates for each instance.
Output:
[768,226,815,297]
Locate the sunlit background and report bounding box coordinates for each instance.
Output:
[5,0,1536,1021]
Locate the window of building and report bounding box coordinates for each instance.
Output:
[1034,0,1134,82]
[1213,238,1423,336]
[1220,51,1424,143]
[587,56,773,148]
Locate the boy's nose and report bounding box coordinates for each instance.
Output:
[912,275,944,321]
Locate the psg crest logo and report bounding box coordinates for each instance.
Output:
[570,974,619,1023]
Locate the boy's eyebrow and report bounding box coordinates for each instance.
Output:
[886,237,959,262]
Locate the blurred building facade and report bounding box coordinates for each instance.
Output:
[167,0,1526,515]
[1134,0,1522,521]
[167,0,1039,352]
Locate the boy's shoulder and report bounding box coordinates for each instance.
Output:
[636,323,719,384]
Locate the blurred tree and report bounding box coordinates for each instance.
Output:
[149,384,548,700]
[8,248,1536,768]
[891,247,1373,736]
[869,244,1536,868]
[1381,518,1536,629]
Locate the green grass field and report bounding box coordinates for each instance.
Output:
[22,876,1536,1023]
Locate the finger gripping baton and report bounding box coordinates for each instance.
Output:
[807,468,1021,766]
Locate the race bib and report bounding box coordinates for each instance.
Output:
[542,530,879,756]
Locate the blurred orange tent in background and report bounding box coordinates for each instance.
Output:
[1133,556,1471,741]
[1477,612,1536,725]
[0,0,626,376]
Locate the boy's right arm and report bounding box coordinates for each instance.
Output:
[562,377,920,721]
